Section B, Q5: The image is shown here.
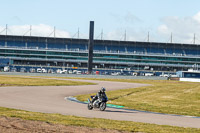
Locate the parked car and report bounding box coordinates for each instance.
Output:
[30,68,36,73]
[4,66,9,72]
[160,74,169,77]
[145,73,154,76]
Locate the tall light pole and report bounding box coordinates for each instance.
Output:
[88,21,94,74]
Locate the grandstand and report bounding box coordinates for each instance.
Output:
[0,34,200,73]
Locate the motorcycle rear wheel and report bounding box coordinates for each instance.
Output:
[87,103,93,110]
[99,102,106,111]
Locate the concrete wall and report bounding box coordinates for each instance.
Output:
[180,78,200,82]
[0,72,167,80]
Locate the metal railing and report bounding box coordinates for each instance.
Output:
[0,45,200,57]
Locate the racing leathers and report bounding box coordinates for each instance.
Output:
[92,90,106,103]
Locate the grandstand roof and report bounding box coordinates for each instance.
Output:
[0,34,199,49]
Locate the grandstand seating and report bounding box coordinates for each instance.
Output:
[67,43,86,50]
[149,48,164,54]
[185,49,198,55]
[165,48,174,54]
[47,43,66,50]
[28,42,46,49]
[7,41,26,47]
[106,45,121,52]
[94,44,106,51]
[0,40,4,47]
[0,39,199,56]
[174,49,183,54]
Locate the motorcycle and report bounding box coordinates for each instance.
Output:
[87,95,108,111]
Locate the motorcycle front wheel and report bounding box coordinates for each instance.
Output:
[99,102,106,111]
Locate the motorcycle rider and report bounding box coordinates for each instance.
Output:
[92,87,106,104]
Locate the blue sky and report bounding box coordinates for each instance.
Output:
[1,0,200,43]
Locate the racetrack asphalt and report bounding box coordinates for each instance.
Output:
[0,78,199,128]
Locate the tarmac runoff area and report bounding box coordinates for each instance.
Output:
[0,78,200,129]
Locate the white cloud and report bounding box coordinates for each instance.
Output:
[193,12,200,23]
[157,25,169,35]
[124,12,142,24]
[106,30,124,41]
[110,12,142,25]
[105,27,150,42]
[0,24,71,38]
[157,12,200,44]
[1,11,200,44]
[108,11,200,44]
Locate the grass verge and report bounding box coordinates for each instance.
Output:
[76,79,200,117]
[0,107,199,133]
[0,75,95,86]
[0,75,199,132]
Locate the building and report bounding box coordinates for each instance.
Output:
[176,70,200,82]
[0,34,200,73]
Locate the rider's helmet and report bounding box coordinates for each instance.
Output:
[101,87,106,92]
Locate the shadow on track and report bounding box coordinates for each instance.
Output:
[104,109,135,114]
